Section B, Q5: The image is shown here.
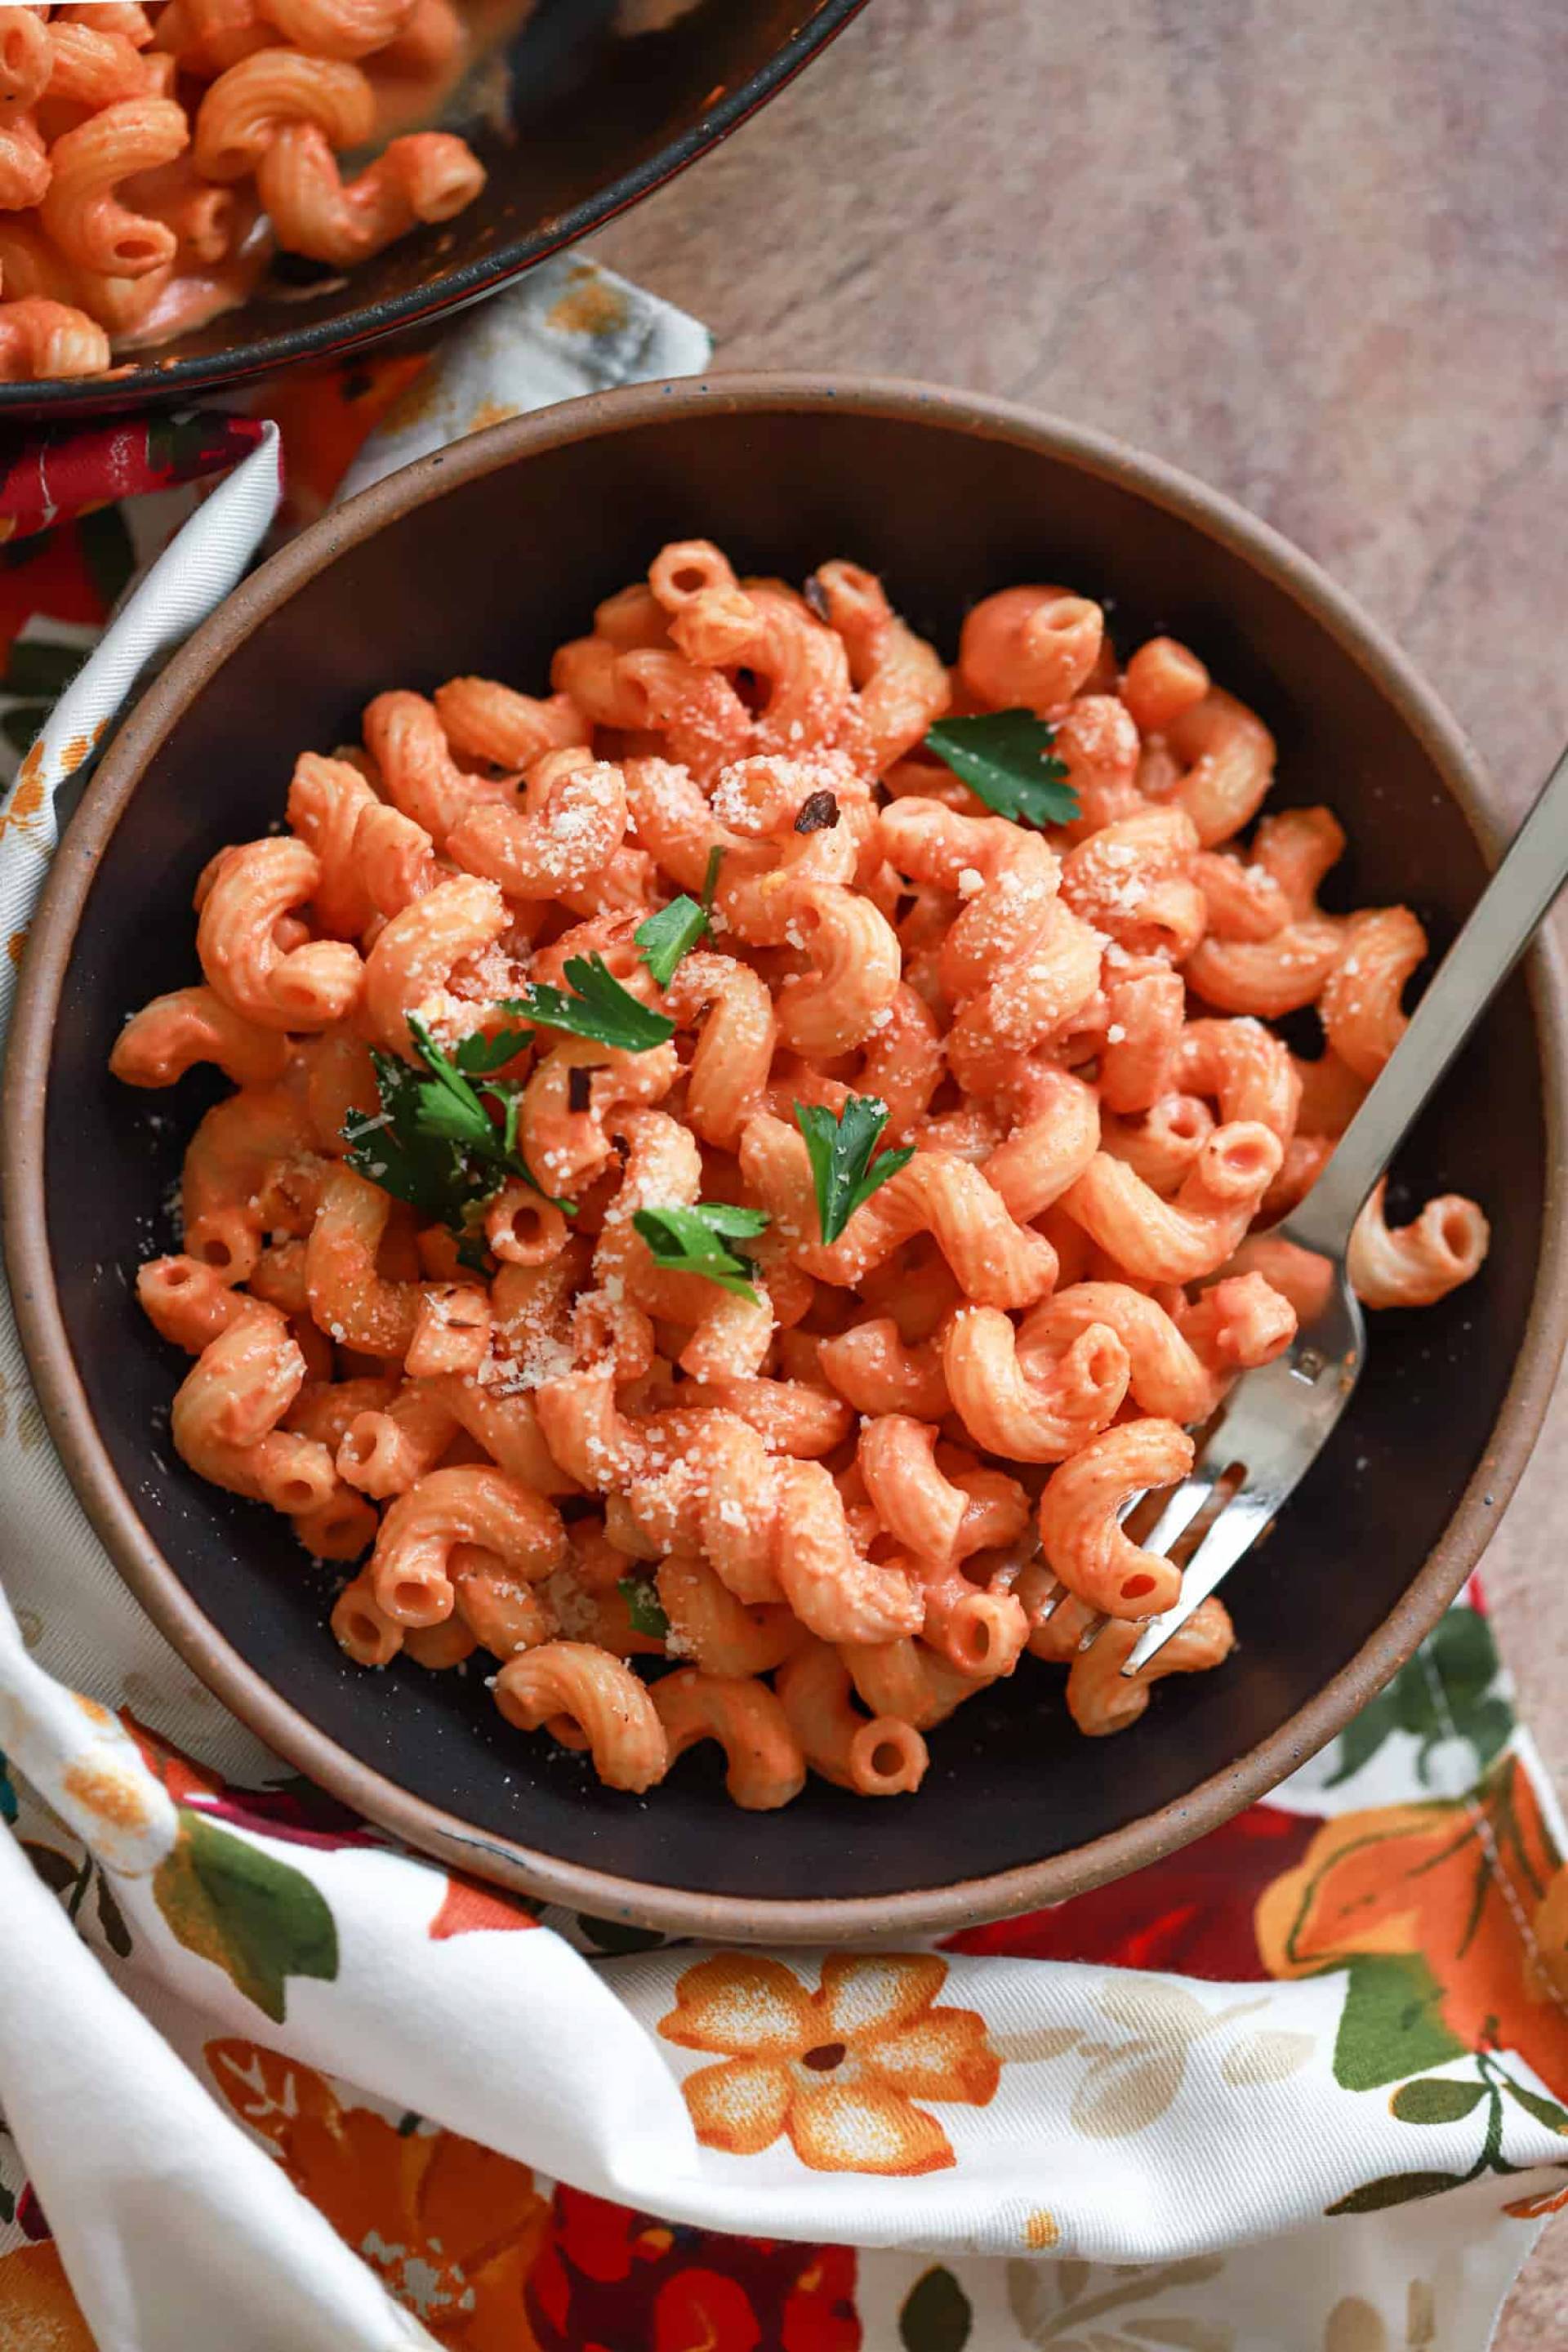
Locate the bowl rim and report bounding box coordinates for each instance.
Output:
[0,0,870,420]
[7,372,1566,1942]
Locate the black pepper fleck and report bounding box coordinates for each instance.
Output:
[795,790,840,834]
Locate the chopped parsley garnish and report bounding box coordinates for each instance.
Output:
[342,1005,568,1256]
[401,1011,532,1151]
[521,952,676,1051]
[633,844,724,989]
[632,1201,770,1300]
[448,1004,535,1074]
[619,1575,670,1641]
[635,898,707,991]
[794,1095,914,1245]
[923,709,1080,827]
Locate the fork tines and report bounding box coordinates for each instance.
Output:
[1034,1333,1359,1682]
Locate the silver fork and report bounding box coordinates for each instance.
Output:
[1035,738,1568,1679]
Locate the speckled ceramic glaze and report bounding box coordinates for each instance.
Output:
[7,378,1565,1939]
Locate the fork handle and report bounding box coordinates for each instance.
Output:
[1284,738,1568,1258]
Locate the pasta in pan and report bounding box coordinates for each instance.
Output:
[0,0,488,379]
[113,546,1489,1804]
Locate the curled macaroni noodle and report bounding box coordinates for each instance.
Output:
[493,1642,667,1794]
[369,1464,566,1627]
[776,1642,928,1796]
[112,984,292,1089]
[1319,906,1428,1080]
[116,548,1487,1800]
[652,1667,806,1811]
[1037,1419,1195,1619]
[1346,1178,1490,1310]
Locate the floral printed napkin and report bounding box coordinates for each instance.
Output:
[2,261,1567,2352]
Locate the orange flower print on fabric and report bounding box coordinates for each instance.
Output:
[1504,2173,1568,2221]
[0,744,44,840]
[206,2038,549,2347]
[1255,1754,1568,2095]
[263,350,432,533]
[0,2241,96,2351]
[659,1953,1000,2176]
[1536,1858,1568,2008]
[428,1870,541,1940]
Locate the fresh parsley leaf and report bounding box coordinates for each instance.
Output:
[344,1053,475,1222]
[923,709,1080,827]
[688,1200,771,1239]
[413,1086,491,1147]
[635,898,707,988]
[522,953,676,1051]
[342,1008,570,1245]
[406,1014,517,1162]
[632,1202,769,1300]
[618,1575,670,1641]
[634,846,725,989]
[452,1022,533,1076]
[794,1095,915,1245]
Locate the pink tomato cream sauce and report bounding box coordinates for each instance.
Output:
[114,0,533,354]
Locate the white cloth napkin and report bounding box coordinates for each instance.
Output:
[2,260,1567,2352]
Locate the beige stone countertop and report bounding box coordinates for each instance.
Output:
[598,0,1568,2337]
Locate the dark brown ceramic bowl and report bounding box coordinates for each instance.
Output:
[7,377,1566,1943]
[0,0,866,422]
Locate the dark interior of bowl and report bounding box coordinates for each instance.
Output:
[40,406,1544,1910]
[0,0,862,421]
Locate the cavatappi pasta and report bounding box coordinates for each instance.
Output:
[113,546,1490,1805]
[0,1,489,380]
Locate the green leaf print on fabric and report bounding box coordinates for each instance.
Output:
[1502,2079,1568,2134]
[1330,2049,1544,2216]
[23,1841,82,1898]
[1325,2169,1466,2215]
[95,1868,133,1960]
[23,1838,136,1961]
[154,1808,337,2022]
[1325,1607,1512,1788]
[1388,2077,1486,2123]
[899,2264,973,2352]
[1333,1955,1466,2091]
